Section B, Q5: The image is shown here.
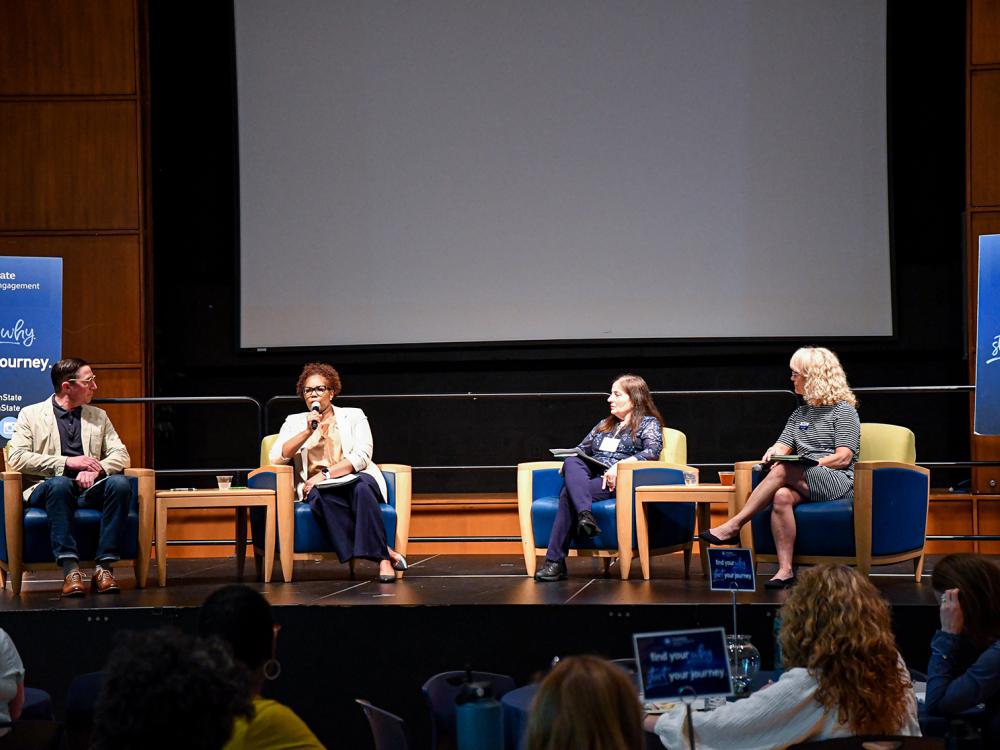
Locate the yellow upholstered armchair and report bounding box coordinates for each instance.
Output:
[517,428,695,579]
[1,445,154,595]
[734,422,929,580]
[254,435,412,582]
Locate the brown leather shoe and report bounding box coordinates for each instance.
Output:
[61,570,86,597]
[91,568,120,594]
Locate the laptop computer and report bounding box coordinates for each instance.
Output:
[632,627,733,713]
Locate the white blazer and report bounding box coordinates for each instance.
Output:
[269,405,387,502]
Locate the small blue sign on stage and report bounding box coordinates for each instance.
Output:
[708,547,756,592]
[633,627,733,701]
[976,235,1000,436]
[0,257,62,446]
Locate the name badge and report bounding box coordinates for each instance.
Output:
[599,437,621,452]
[798,421,810,431]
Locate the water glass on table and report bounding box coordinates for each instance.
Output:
[216,475,233,491]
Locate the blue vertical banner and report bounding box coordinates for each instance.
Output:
[0,257,62,446]
[976,235,1000,435]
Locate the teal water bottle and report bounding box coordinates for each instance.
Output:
[772,612,783,677]
[456,677,503,750]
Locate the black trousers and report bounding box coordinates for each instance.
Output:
[306,473,389,563]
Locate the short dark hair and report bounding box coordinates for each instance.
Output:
[198,584,274,670]
[92,628,252,750]
[295,362,342,399]
[51,357,89,392]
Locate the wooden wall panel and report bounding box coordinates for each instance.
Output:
[0,0,136,96]
[91,366,145,470]
[0,102,139,230]
[971,0,1000,65]
[970,71,1000,207]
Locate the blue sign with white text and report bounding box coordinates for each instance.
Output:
[976,235,1000,435]
[633,628,733,701]
[0,257,62,445]
[708,547,756,592]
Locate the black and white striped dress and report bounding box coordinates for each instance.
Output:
[776,400,860,502]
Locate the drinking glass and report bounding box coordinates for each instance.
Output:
[683,471,697,486]
[216,475,233,490]
[726,634,761,696]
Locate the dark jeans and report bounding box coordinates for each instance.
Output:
[28,474,131,564]
[306,473,389,563]
[545,456,612,563]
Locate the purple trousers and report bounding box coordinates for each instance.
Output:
[545,456,612,562]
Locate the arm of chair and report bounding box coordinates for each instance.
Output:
[2,471,24,569]
[615,461,696,577]
[517,461,562,576]
[853,460,930,575]
[377,464,412,557]
[124,469,154,586]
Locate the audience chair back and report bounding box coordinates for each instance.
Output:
[254,435,412,582]
[788,736,944,749]
[64,670,105,750]
[356,699,410,750]
[0,720,65,750]
[421,670,516,750]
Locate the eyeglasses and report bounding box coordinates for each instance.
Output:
[69,376,97,386]
[303,386,332,396]
[790,370,802,378]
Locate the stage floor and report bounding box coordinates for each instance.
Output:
[0,552,944,611]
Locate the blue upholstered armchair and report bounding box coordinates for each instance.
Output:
[0,466,154,595]
[736,423,930,580]
[517,461,697,580]
[253,435,411,583]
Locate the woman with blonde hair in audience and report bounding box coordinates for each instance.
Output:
[527,655,644,750]
[648,565,919,749]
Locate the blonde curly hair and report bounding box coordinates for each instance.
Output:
[779,565,912,734]
[791,347,857,407]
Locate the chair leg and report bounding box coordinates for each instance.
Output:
[235,507,248,578]
[10,565,23,596]
[913,552,925,582]
[683,545,692,579]
[0,566,6,589]
[349,558,356,578]
[253,545,265,581]
[602,557,613,576]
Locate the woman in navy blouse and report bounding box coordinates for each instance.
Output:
[927,553,1000,743]
[535,374,663,582]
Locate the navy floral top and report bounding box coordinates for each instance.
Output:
[577,415,663,466]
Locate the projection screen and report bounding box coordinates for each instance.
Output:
[235,0,891,348]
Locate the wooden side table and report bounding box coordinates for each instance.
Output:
[154,489,276,586]
[634,484,737,580]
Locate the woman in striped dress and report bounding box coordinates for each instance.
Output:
[700,347,860,588]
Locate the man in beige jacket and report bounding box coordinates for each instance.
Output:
[7,358,131,596]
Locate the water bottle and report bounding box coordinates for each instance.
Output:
[456,676,503,750]
[772,613,784,677]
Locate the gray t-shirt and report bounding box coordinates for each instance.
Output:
[0,629,25,729]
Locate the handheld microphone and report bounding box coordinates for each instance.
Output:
[310,401,320,430]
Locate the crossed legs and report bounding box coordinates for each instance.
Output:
[707,462,809,582]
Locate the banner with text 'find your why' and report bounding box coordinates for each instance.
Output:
[0,257,62,446]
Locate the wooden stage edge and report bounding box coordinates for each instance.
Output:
[163,489,1000,558]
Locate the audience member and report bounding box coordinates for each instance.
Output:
[198,584,325,749]
[526,654,645,750]
[0,629,25,737]
[648,565,919,748]
[927,553,1000,743]
[91,628,252,750]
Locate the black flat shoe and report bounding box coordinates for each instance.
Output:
[534,560,568,582]
[698,530,741,546]
[764,575,797,590]
[577,510,602,538]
